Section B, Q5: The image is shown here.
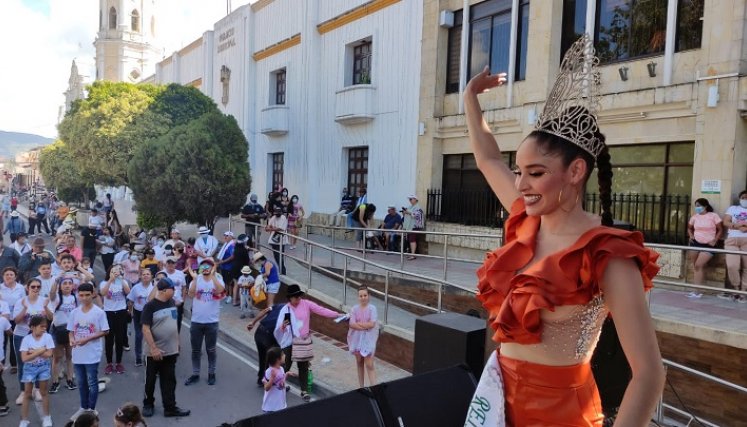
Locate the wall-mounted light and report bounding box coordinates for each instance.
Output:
[647,61,657,78]
[707,83,720,108]
[618,66,629,81]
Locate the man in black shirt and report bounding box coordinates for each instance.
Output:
[245,303,290,387]
[240,194,266,248]
[141,278,191,418]
[81,226,98,267]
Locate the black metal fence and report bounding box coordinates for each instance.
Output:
[426,188,691,244]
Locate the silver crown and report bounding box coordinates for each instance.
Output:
[535,34,604,159]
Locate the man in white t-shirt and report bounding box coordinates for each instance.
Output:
[724,191,747,302]
[184,259,224,387]
[67,283,109,420]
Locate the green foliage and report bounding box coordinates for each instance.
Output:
[129,111,251,227]
[38,140,95,203]
[136,211,170,230]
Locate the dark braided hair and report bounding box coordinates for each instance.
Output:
[528,116,613,226]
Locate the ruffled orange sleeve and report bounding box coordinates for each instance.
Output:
[476,199,660,344]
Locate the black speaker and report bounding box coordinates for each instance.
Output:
[591,317,632,417]
[232,388,385,427]
[372,364,477,427]
[414,312,486,379]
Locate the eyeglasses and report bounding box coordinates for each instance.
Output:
[29,285,41,289]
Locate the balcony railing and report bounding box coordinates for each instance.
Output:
[426,188,691,245]
[334,85,375,124]
[260,105,289,136]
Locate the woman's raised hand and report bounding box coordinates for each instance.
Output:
[466,66,507,95]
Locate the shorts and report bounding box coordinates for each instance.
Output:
[689,240,716,256]
[22,362,52,383]
[407,228,424,244]
[266,281,281,294]
[53,324,69,346]
[221,269,234,284]
[500,355,604,426]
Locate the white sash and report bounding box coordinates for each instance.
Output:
[273,304,304,349]
[464,350,506,427]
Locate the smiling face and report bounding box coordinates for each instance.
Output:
[358,288,369,306]
[513,136,588,217]
[3,269,16,285]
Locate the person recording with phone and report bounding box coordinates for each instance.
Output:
[184,259,224,386]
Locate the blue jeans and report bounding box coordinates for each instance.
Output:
[74,363,99,410]
[132,309,143,361]
[13,334,24,389]
[190,322,218,375]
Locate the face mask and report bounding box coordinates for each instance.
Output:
[741,199,747,208]
[694,206,704,214]
[157,240,165,246]
[165,250,173,255]
[129,255,138,262]
[274,213,281,217]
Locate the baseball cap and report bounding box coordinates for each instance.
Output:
[237,234,247,243]
[387,205,396,209]
[407,194,418,200]
[166,256,178,263]
[157,277,175,290]
[199,258,215,266]
[171,229,181,234]
[223,231,234,237]
[250,194,258,202]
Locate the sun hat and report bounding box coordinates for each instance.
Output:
[286,284,304,297]
[252,252,266,263]
[241,266,252,274]
[198,226,210,234]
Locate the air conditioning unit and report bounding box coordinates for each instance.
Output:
[439,10,454,28]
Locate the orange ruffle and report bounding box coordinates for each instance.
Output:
[477,198,660,344]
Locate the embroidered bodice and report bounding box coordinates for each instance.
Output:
[477,198,660,363]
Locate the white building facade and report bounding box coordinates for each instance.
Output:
[150,0,423,217]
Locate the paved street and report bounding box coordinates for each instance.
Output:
[2,231,302,426]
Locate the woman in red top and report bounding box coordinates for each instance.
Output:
[464,36,664,426]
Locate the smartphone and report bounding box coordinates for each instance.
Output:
[284,312,291,322]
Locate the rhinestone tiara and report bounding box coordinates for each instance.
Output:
[535,34,604,159]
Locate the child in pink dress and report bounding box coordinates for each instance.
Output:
[347,286,379,387]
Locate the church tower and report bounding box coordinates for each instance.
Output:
[94,0,162,82]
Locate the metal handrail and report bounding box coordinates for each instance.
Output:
[306,222,503,239]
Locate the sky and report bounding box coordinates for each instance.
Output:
[0,0,253,139]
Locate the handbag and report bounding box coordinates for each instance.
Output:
[291,335,314,361]
[251,276,267,304]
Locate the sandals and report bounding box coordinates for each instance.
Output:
[406,256,416,260]
[301,391,311,402]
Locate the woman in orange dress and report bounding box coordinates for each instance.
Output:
[464,36,665,427]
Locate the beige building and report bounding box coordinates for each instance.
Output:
[418,0,747,247]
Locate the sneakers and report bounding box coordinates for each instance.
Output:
[0,405,9,416]
[164,407,191,417]
[66,378,77,390]
[208,373,216,385]
[716,292,733,300]
[70,408,87,421]
[184,375,200,386]
[123,345,131,351]
[19,419,30,427]
[49,382,60,394]
[15,392,25,405]
[686,291,703,299]
[240,313,247,319]
[225,296,232,304]
[33,388,42,402]
[738,295,747,304]
[115,363,125,374]
[301,391,311,402]
[142,406,155,417]
[42,415,53,427]
[135,359,143,367]
[104,363,114,375]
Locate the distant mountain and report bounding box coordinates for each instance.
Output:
[0,131,54,159]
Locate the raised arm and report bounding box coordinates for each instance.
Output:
[464,66,521,208]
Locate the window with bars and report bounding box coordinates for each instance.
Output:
[271,153,284,192]
[445,0,530,93]
[347,147,369,198]
[275,69,286,105]
[353,41,372,85]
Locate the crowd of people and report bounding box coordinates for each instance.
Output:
[0,189,385,425]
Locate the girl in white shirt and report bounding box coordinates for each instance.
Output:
[19,315,55,427]
[13,278,53,401]
[101,264,130,374]
[48,277,77,393]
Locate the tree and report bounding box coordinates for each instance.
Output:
[57,81,163,186]
[56,82,218,187]
[38,140,95,204]
[128,111,251,229]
